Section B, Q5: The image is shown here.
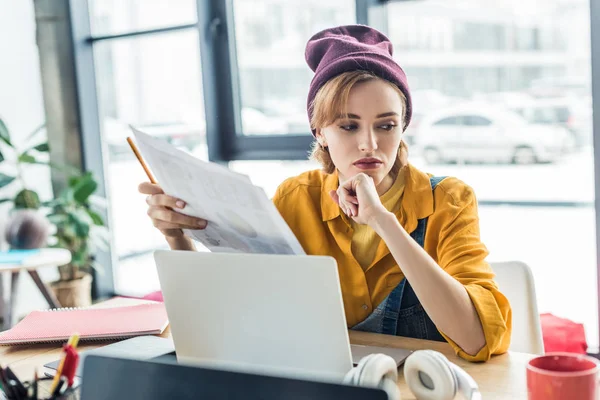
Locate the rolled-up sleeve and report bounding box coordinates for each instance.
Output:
[432,183,512,362]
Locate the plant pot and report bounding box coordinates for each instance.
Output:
[51,272,93,308]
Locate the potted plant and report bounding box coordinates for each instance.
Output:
[0,118,53,249]
[45,172,109,307]
[0,117,109,307]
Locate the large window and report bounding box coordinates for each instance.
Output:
[88,2,207,295]
[388,0,597,351]
[75,0,599,352]
[84,0,356,295]
[233,0,355,135]
[89,0,197,36]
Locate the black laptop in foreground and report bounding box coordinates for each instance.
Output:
[79,355,387,400]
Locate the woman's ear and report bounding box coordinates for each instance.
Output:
[315,130,327,148]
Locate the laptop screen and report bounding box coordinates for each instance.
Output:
[80,355,388,400]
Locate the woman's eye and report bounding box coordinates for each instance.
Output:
[340,124,358,131]
[379,124,397,131]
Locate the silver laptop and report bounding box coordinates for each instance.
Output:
[154,250,411,381]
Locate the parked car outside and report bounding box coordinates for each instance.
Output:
[414,104,575,165]
[508,97,592,149]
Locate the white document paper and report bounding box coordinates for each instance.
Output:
[131,127,305,255]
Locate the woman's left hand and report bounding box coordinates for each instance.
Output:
[329,173,388,225]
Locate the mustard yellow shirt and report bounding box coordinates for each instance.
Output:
[272,163,512,362]
[350,172,405,270]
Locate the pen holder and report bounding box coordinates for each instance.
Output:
[19,376,78,400]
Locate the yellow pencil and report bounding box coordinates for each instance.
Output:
[70,332,80,349]
[127,137,157,184]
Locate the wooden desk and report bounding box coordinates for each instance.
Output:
[349,330,533,399]
[0,298,533,399]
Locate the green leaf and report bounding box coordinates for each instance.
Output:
[72,248,88,267]
[0,148,4,162]
[86,209,105,226]
[18,153,37,163]
[14,189,41,209]
[24,142,50,154]
[68,175,80,188]
[46,213,68,225]
[0,198,12,204]
[72,173,97,204]
[0,118,12,147]
[68,209,91,237]
[33,142,49,152]
[0,173,15,188]
[42,198,61,208]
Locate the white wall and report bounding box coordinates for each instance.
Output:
[0,0,60,323]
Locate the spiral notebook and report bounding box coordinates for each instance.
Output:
[0,303,169,345]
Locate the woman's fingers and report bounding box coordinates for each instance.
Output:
[139,181,204,240]
[153,220,201,231]
[146,194,186,209]
[347,202,358,217]
[138,182,164,195]
[337,186,357,217]
[147,206,208,229]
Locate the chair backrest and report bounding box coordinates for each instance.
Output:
[490,261,544,354]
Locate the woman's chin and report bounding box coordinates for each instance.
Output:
[360,169,387,182]
[341,166,389,183]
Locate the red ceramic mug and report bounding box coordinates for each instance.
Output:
[527,352,600,400]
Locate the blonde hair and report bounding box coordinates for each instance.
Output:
[309,71,409,175]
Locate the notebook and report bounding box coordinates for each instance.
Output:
[0,303,169,345]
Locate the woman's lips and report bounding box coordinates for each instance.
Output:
[354,161,383,170]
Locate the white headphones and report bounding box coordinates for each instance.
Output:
[344,350,480,400]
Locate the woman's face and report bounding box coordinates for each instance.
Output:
[316,79,404,194]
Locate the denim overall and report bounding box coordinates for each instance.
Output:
[351,176,447,342]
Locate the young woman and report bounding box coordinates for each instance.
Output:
[139,25,511,362]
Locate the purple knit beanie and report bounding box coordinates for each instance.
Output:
[305,25,412,135]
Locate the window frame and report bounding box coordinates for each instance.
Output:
[67,0,388,297]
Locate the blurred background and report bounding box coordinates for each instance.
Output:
[1,0,597,351]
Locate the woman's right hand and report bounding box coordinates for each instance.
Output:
[138,182,208,239]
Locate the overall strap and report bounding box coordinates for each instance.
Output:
[429,176,447,191]
[409,176,447,246]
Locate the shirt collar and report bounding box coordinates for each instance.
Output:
[320,164,436,234]
[321,170,341,221]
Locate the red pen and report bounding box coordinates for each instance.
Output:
[60,344,80,387]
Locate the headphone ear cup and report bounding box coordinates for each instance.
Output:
[347,354,401,400]
[344,353,376,386]
[404,350,457,400]
[448,362,479,399]
[357,354,398,387]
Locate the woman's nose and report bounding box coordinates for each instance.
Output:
[358,129,377,152]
